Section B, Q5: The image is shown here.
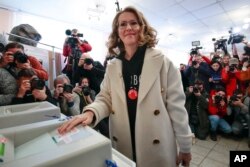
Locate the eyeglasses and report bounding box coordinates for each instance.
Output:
[118,20,139,29]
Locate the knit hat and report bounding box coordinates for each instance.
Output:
[229,58,239,66]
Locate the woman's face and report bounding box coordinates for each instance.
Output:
[117,12,141,47]
[81,78,89,87]
[211,62,220,71]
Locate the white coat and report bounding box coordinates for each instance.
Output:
[84,48,192,167]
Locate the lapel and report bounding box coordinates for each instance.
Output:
[111,59,127,105]
[138,48,163,103]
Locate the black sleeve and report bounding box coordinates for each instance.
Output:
[44,86,57,106]
[11,97,25,105]
[91,61,105,78]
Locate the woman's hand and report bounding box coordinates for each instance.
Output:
[176,152,192,167]
[58,111,95,134]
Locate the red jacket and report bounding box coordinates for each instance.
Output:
[28,56,48,81]
[208,90,227,118]
[221,68,241,97]
[63,42,92,57]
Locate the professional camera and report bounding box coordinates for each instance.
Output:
[30,78,45,90]
[214,95,223,104]
[229,64,237,72]
[212,38,228,53]
[193,87,200,93]
[13,51,28,63]
[229,94,239,103]
[227,32,245,45]
[84,58,94,65]
[192,61,198,66]
[63,84,73,93]
[190,46,203,55]
[82,85,91,96]
[65,29,83,48]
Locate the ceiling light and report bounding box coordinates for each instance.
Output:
[242,23,249,29]
[244,18,250,23]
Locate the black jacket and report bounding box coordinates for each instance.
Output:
[76,61,105,94]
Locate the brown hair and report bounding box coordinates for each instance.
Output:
[106,6,158,55]
[4,42,24,52]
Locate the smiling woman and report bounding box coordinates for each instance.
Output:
[58,6,192,167]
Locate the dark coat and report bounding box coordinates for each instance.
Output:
[185,90,210,139]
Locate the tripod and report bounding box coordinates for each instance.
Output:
[67,45,82,85]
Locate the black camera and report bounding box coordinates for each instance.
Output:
[30,78,45,90]
[212,38,228,53]
[214,95,223,104]
[229,64,237,72]
[190,47,202,55]
[63,84,73,93]
[84,58,94,65]
[193,87,200,93]
[13,51,28,64]
[82,85,91,96]
[192,61,198,66]
[229,94,239,103]
[227,33,245,45]
[65,29,83,48]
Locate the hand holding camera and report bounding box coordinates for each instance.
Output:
[54,84,64,99]
[17,80,31,97]
[3,51,14,65]
[32,87,47,101]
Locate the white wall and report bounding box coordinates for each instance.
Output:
[0,8,109,65]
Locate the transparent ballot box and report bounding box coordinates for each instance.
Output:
[0,120,112,167]
[0,102,60,129]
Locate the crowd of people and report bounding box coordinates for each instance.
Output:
[1,5,250,167]
[180,40,250,146]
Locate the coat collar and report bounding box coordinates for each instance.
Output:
[138,48,163,103]
[111,48,164,104]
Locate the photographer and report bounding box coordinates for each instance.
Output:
[76,53,105,94]
[179,63,189,91]
[208,60,224,91]
[185,80,210,140]
[73,77,95,112]
[53,74,81,116]
[1,42,48,80]
[62,29,92,84]
[11,69,55,105]
[208,86,232,141]
[227,89,249,138]
[221,58,242,99]
[185,52,211,92]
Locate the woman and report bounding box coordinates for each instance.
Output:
[58,6,192,167]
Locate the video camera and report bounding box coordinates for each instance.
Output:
[65,29,83,48]
[190,46,203,55]
[212,38,228,54]
[30,78,45,90]
[227,30,245,45]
